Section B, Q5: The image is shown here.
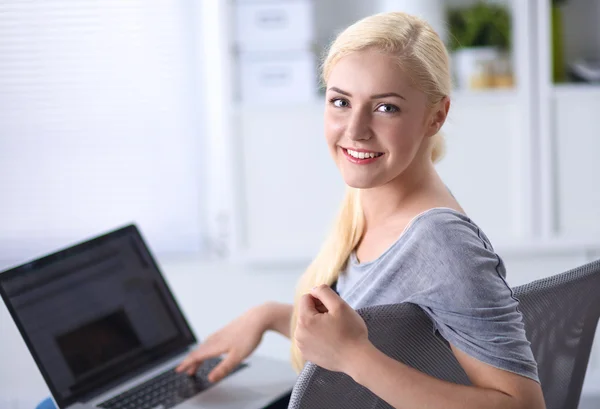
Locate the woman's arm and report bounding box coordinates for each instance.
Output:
[176,301,293,381]
[345,341,545,409]
[295,285,546,409]
[258,301,294,339]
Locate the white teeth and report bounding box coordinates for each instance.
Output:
[346,149,381,159]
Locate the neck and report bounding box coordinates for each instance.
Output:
[360,159,440,228]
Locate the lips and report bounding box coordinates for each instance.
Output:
[341,147,384,165]
[345,148,384,159]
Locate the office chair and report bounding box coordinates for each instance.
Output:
[289,259,600,409]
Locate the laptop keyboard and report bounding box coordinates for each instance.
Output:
[98,357,247,409]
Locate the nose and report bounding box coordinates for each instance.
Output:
[345,107,372,141]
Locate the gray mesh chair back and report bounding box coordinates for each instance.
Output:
[288,302,472,409]
[288,259,600,409]
[514,259,600,409]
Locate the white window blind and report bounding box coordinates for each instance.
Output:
[0,0,205,262]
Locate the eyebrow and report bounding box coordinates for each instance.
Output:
[328,86,406,101]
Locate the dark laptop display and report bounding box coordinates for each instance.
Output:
[0,225,196,408]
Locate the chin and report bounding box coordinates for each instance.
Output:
[336,156,391,190]
[342,176,379,190]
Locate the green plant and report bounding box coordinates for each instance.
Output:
[447,1,511,51]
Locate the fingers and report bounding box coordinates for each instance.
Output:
[176,354,202,376]
[313,297,328,313]
[298,293,319,316]
[176,343,222,375]
[207,353,240,383]
[310,284,343,312]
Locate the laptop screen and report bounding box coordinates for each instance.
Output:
[0,225,196,408]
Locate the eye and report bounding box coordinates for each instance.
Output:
[376,104,399,113]
[330,98,350,108]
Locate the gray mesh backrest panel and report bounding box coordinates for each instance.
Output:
[288,259,600,409]
[289,303,471,409]
[514,259,600,409]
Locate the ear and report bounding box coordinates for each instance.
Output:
[425,96,450,138]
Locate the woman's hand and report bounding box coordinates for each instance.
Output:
[176,303,271,383]
[294,284,371,373]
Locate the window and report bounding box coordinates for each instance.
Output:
[0,0,206,263]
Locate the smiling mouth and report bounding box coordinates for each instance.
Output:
[341,147,384,164]
[343,148,384,159]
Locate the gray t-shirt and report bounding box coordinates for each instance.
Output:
[336,207,539,382]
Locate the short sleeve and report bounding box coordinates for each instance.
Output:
[407,212,540,383]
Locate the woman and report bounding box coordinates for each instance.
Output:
[177,11,546,409]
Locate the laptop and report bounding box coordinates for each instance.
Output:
[0,224,297,409]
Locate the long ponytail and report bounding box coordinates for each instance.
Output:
[289,187,364,371]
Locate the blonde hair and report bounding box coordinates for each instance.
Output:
[290,11,451,372]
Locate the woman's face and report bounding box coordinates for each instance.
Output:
[324,49,444,189]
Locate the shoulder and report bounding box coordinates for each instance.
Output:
[401,208,506,283]
[406,208,488,246]
[403,208,494,256]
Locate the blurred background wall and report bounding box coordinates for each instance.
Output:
[1,0,600,407]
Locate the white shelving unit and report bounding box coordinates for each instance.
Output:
[217,0,600,262]
[226,0,547,261]
[535,0,600,244]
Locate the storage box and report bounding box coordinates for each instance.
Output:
[234,0,314,51]
[237,50,317,103]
